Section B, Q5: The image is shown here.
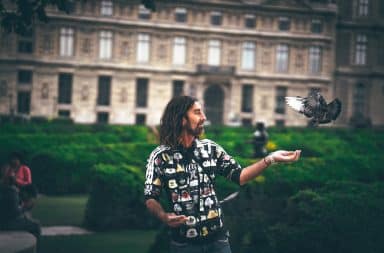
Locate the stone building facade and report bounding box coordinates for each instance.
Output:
[334,0,384,127]
[1,0,374,127]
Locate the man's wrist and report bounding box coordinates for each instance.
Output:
[263,155,275,166]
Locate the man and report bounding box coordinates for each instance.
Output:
[144,96,301,253]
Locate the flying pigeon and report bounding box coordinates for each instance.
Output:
[285,91,342,126]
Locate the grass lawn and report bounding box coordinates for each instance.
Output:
[40,229,157,253]
[32,195,88,226]
[31,195,158,253]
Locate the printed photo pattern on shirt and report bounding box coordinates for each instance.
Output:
[144,139,242,241]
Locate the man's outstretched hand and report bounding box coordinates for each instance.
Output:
[266,150,301,164]
[161,213,188,228]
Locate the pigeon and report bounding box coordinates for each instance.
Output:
[285,91,342,126]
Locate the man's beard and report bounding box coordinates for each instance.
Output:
[185,120,204,137]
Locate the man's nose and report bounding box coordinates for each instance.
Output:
[201,111,207,121]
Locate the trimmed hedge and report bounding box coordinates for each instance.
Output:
[84,163,157,230]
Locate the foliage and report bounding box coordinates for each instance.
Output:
[84,163,156,231]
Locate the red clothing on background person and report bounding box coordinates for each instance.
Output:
[6,164,32,187]
[14,165,32,187]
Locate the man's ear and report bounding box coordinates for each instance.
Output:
[182,116,187,126]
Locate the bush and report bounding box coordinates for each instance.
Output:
[84,163,157,231]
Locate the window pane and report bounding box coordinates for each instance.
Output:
[99,31,113,59]
[18,70,33,84]
[208,40,221,66]
[173,37,186,65]
[276,44,289,72]
[241,84,253,112]
[275,86,286,114]
[97,112,109,123]
[172,80,184,97]
[244,14,256,28]
[101,0,113,16]
[60,27,74,57]
[136,78,148,107]
[138,5,151,20]
[211,11,222,26]
[17,91,31,114]
[137,34,150,63]
[355,34,367,65]
[311,19,323,33]
[58,73,73,104]
[241,42,255,70]
[358,0,369,16]
[175,7,187,23]
[309,46,322,74]
[278,17,290,31]
[97,76,111,106]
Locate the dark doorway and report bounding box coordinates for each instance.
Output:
[204,85,224,124]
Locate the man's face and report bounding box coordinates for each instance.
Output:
[183,102,207,137]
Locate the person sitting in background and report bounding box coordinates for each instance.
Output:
[0,163,41,240]
[8,152,32,188]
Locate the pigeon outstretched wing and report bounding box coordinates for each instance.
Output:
[285,92,342,126]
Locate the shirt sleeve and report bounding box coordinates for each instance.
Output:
[144,150,164,201]
[214,142,242,185]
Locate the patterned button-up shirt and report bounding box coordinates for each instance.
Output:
[144,138,242,242]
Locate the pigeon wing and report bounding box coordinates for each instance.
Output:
[327,98,342,120]
[285,96,305,114]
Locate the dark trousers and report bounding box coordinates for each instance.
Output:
[170,237,232,253]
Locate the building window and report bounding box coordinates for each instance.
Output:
[276,44,289,73]
[100,0,113,16]
[97,112,109,123]
[0,80,7,97]
[353,83,366,116]
[17,91,30,114]
[311,19,323,33]
[172,37,186,65]
[60,27,74,57]
[275,119,285,127]
[275,86,287,114]
[42,34,53,54]
[135,114,146,125]
[99,30,113,59]
[137,33,150,63]
[136,78,148,107]
[241,42,255,70]
[210,11,222,26]
[358,0,369,16]
[244,14,256,28]
[58,110,70,118]
[17,70,33,85]
[97,76,111,106]
[58,73,73,104]
[309,46,322,74]
[172,80,184,97]
[241,84,253,113]
[138,4,151,20]
[208,40,221,66]
[355,34,367,65]
[278,17,291,31]
[175,7,187,23]
[18,29,33,54]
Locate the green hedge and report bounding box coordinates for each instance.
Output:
[84,163,157,231]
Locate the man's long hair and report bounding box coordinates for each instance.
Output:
[160,96,197,148]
